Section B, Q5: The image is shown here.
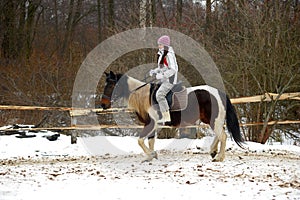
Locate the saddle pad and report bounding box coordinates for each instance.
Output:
[150,83,188,112]
[170,87,187,111]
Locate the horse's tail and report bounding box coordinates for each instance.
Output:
[225,95,245,149]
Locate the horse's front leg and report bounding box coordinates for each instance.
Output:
[138,117,158,162]
[138,138,151,156]
[148,137,155,151]
[138,138,158,162]
[148,136,158,159]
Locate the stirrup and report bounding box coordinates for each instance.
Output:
[157,111,171,123]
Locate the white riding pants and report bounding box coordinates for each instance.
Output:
[156,82,173,113]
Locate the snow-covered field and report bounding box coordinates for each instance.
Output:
[0,130,299,200]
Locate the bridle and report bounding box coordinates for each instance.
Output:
[101,78,117,103]
[102,74,157,103]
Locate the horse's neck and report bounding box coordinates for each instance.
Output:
[127,76,145,91]
[127,76,151,121]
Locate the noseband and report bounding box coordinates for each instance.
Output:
[102,78,118,103]
[101,94,112,101]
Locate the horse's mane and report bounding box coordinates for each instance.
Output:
[128,83,151,123]
[109,72,151,123]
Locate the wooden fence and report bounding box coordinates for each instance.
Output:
[0,92,299,142]
[230,92,300,104]
[1,92,299,114]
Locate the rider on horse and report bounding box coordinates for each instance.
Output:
[149,35,179,123]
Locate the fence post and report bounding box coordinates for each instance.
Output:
[71,115,77,144]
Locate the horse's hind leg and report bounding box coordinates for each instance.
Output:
[212,129,227,162]
[209,136,219,159]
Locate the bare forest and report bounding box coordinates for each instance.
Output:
[0,0,299,143]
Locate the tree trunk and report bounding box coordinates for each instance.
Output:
[0,0,41,60]
[176,0,183,24]
[61,0,83,55]
[97,0,102,42]
[1,0,18,59]
[62,0,75,54]
[140,0,147,28]
[150,0,156,27]
[24,0,42,59]
[259,74,297,143]
[54,0,60,48]
[205,0,212,31]
[108,0,114,30]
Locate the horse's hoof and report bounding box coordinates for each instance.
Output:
[164,122,172,126]
[152,151,158,159]
[142,156,153,163]
[210,151,217,159]
[212,155,224,162]
[141,158,151,163]
[141,151,158,163]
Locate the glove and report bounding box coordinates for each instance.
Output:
[156,73,164,80]
[149,69,156,77]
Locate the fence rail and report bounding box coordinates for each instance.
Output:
[1,120,299,133]
[0,92,299,142]
[0,92,299,115]
[230,92,300,104]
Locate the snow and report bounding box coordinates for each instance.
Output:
[0,130,300,200]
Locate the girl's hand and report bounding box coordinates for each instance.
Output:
[156,73,164,79]
[149,70,156,76]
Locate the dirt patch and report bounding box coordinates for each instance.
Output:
[1,150,299,199]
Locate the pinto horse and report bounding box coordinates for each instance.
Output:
[100,71,244,162]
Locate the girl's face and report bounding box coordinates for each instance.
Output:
[158,44,164,50]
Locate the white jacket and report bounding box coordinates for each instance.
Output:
[153,46,178,84]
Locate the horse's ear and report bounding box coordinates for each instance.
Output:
[104,72,109,77]
[109,71,116,79]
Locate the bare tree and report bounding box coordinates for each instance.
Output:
[108,0,115,30]
[176,0,183,24]
[211,0,300,143]
[0,0,42,60]
[61,0,84,54]
[0,0,298,142]
[205,0,212,31]
[140,0,147,28]
[97,0,103,42]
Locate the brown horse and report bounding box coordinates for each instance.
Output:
[100,71,244,162]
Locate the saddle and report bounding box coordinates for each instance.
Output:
[150,82,188,111]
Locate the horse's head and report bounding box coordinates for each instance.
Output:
[100,71,118,109]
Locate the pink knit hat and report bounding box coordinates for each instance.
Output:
[157,35,170,46]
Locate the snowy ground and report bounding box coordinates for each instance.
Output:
[0,130,299,200]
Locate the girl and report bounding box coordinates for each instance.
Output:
[149,35,179,123]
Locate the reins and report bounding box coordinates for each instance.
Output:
[104,73,157,99]
[130,78,157,93]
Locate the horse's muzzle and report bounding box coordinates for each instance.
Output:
[100,101,111,109]
[100,104,107,109]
